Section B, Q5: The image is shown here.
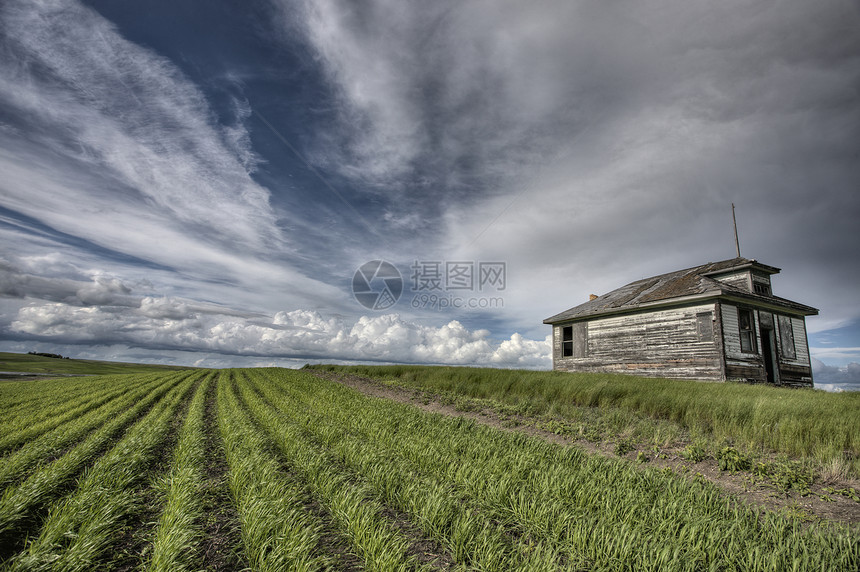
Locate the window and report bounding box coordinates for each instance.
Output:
[777,315,796,360]
[753,282,771,296]
[696,312,713,342]
[562,326,573,357]
[561,323,588,358]
[738,309,757,353]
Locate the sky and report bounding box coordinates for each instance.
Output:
[1,0,858,390]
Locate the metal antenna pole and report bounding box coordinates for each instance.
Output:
[732,203,741,258]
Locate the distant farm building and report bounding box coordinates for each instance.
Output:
[543,258,818,387]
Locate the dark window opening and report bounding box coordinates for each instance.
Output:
[562,326,573,357]
[760,327,776,383]
[753,282,771,296]
[561,323,588,358]
[738,309,757,353]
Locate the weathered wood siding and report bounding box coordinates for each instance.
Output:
[711,271,751,292]
[720,304,766,382]
[775,315,813,387]
[720,305,812,386]
[776,316,810,366]
[553,303,722,380]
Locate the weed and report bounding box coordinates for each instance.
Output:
[580,425,602,442]
[823,486,860,503]
[536,418,574,436]
[614,438,635,457]
[681,444,708,463]
[454,397,480,412]
[716,447,752,473]
[768,460,815,496]
[752,458,816,495]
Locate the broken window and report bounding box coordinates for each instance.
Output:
[778,315,796,360]
[561,323,587,358]
[738,308,757,353]
[562,326,573,357]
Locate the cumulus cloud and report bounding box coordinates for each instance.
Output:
[1,255,137,307]
[10,301,551,367]
[812,358,860,392]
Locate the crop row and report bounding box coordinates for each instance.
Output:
[7,372,198,571]
[0,372,174,443]
[0,368,857,570]
[241,368,859,571]
[0,371,200,566]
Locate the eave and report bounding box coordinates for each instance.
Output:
[702,260,781,277]
[543,290,818,325]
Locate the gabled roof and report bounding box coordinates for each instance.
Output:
[543,257,818,324]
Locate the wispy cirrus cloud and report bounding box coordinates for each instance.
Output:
[0,0,352,312]
[0,0,274,269]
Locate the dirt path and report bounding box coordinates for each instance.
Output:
[310,370,860,528]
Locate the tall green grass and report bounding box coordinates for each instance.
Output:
[268,368,859,570]
[309,365,860,475]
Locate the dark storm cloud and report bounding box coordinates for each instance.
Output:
[283,1,859,284]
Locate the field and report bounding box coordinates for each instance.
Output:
[0,352,194,378]
[0,366,857,570]
[309,365,860,479]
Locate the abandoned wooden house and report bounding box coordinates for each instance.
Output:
[543,257,818,387]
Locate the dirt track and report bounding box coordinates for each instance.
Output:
[310,370,860,528]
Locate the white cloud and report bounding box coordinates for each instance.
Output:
[9,301,551,368]
[810,346,860,363]
[811,358,860,392]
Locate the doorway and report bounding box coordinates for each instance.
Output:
[760,327,778,384]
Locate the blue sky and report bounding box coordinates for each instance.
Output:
[1,0,858,389]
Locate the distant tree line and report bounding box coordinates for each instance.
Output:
[28,351,70,359]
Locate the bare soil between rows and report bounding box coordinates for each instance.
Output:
[310,370,860,528]
[240,371,456,571]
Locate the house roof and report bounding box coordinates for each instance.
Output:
[543,257,818,324]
